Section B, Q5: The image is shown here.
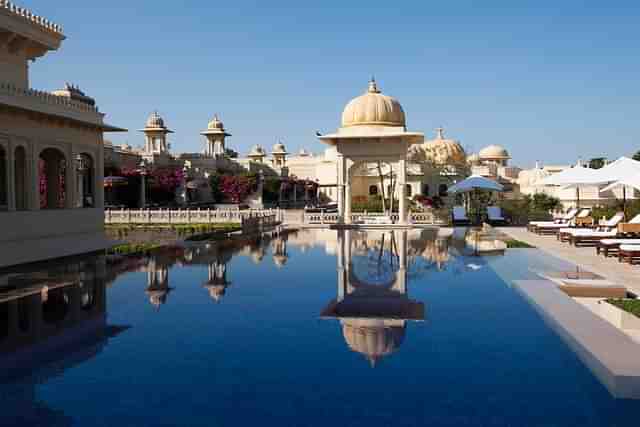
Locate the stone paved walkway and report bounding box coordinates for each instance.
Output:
[498,227,640,295]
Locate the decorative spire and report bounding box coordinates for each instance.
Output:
[436,127,445,139]
[367,76,380,94]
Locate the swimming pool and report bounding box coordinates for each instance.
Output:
[1,228,639,426]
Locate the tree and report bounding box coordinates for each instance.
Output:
[588,157,606,169]
[633,151,640,162]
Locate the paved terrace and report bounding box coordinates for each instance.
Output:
[499,227,640,295]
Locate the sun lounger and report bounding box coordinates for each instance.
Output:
[616,213,640,234]
[531,209,590,235]
[558,212,624,244]
[557,278,627,298]
[597,239,640,257]
[487,206,506,225]
[527,208,578,232]
[618,244,640,265]
[452,206,470,226]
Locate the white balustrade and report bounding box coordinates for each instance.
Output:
[105,208,281,225]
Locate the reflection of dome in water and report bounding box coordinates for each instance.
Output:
[341,78,406,128]
[251,250,265,264]
[147,290,167,309]
[421,240,450,269]
[341,320,405,366]
[273,254,288,268]
[205,284,227,302]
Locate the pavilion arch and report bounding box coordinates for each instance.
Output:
[0,143,7,210]
[39,147,67,209]
[13,145,28,210]
[76,152,95,208]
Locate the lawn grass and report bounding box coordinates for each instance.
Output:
[504,239,535,248]
[107,242,163,256]
[606,298,640,319]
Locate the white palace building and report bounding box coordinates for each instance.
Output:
[0,1,124,268]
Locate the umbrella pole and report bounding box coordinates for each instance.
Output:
[623,186,627,221]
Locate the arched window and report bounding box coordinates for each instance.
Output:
[76,153,94,208]
[369,185,378,196]
[438,184,448,197]
[14,146,27,210]
[39,148,67,209]
[0,145,7,210]
[405,184,412,197]
[422,183,430,196]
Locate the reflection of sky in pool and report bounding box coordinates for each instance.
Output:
[1,228,639,426]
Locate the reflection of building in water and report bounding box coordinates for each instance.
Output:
[0,255,128,425]
[272,234,289,268]
[203,260,231,303]
[321,230,425,367]
[145,257,173,310]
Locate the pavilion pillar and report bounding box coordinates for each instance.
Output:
[344,181,352,224]
[337,155,345,223]
[398,158,407,224]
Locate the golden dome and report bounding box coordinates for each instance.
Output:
[341,79,406,128]
[342,320,405,366]
[479,144,510,160]
[421,128,466,165]
[146,111,166,129]
[272,142,288,155]
[207,114,224,130]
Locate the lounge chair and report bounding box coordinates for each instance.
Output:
[527,208,578,232]
[597,238,640,257]
[487,206,506,225]
[534,209,590,236]
[618,244,640,265]
[616,213,640,235]
[452,206,470,226]
[559,212,625,246]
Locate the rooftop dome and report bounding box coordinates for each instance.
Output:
[298,148,311,157]
[416,128,466,165]
[342,320,405,366]
[479,144,510,160]
[272,142,288,155]
[518,162,551,187]
[248,144,266,157]
[341,78,406,128]
[207,114,224,130]
[145,111,166,129]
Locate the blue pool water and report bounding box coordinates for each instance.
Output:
[1,228,639,426]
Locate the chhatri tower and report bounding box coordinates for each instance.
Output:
[319,78,424,224]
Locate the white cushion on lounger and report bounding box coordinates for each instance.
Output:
[620,244,640,251]
[600,239,640,245]
[568,230,617,237]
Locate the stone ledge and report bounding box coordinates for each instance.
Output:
[514,279,640,399]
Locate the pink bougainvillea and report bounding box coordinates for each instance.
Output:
[219,175,257,203]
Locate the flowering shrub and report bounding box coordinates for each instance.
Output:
[219,174,257,203]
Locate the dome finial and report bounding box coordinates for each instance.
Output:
[436,127,445,139]
[368,76,380,94]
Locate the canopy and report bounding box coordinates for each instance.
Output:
[538,166,602,186]
[448,175,503,193]
[593,156,640,183]
[600,173,640,193]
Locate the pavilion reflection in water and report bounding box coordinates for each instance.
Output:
[321,229,426,367]
[0,255,129,426]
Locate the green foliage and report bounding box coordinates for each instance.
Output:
[498,194,560,225]
[607,299,640,318]
[591,199,640,222]
[588,157,607,169]
[351,195,400,212]
[505,239,535,248]
[633,151,640,162]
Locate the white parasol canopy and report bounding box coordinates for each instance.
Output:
[448,175,504,193]
[538,165,602,186]
[600,173,640,193]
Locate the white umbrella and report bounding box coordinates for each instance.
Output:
[538,165,602,208]
[593,156,640,182]
[448,175,504,193]
[601,173,640,193]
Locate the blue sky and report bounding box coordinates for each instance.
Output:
[27,0,640,167]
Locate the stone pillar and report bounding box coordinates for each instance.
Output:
[398,158,407,224]
[337,155,345,223]
[344,181,352,224]
[76,168,84,208]
[396,230,407,294]
[65,148,76,209]
[6,140,15,211]
[95,144,105,209]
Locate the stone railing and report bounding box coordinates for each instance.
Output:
[303,211,444,225]
[0,1,64,35]
[0,82,99,114]
[105,208,282,225]
[241,214,279,233]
